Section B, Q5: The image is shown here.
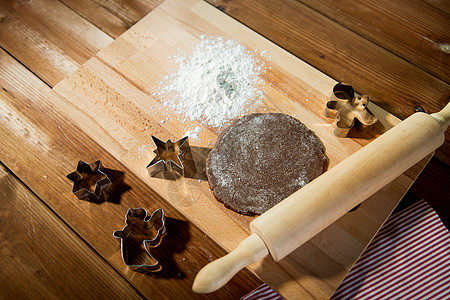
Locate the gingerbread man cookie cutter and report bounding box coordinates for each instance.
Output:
[113,208,166,273]
[325,83,378,137]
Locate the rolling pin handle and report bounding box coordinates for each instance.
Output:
[192,233,268,294]
[430,102,450,131]
[193,102,449,294]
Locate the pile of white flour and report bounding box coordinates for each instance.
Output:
[155,35,266,128]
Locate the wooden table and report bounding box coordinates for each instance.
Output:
[1,0,448,299]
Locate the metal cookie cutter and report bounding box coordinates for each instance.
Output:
[113,208,166,273]
[66,160,111,201]
[147,135,194,178]
[325,83,378,137]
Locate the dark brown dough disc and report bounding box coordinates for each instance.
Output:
[206,113,327,215]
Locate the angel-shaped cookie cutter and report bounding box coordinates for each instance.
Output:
[147,135,195,178]
[113,208,166,273]
[66,160,111,201]
[325,83,378,137]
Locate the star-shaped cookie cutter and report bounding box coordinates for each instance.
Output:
[113,208,166,273]
[66,160,111,200]
[325,83,378,137]
[147,135,193,178]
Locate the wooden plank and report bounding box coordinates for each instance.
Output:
[0,0,444,297]
[50,0,431,298]
[60,0,164,39]
[2,0,447,161]
[422,0,450,14]
[0,163,143,300]
[205,0,450,165]
[0,48,262,299]
[0,0,113,86]
[297,0,449,81]
[204,0,449,120]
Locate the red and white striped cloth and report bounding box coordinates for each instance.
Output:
[242,200,450,300]
[242,283,283,300]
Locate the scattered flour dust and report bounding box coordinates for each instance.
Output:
[184,126,202,140]
[154,35,268,130]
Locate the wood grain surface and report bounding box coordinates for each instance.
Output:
[204,0,449,120]
[0,0,448,298]
[205,0,450,164]
[49,0,430,298]
[60,0,164,39]
[0,47,262,299]
[0,0,113,86]
[0,164,143,300]
[298,0,449,81]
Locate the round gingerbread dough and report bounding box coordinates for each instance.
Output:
[206,113,327,215]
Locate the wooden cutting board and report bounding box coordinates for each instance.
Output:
[51,0,428,298]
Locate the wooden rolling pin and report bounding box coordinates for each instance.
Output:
[192,103,450,294]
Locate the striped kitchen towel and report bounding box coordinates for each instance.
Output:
[331,200,450,299]
[242,200,450,300]
[241,283,283,300]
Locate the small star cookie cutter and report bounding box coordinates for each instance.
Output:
[113,208,166,273]
[325,83,378,137]
[147,135,194,178]
[66,160,111,201]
